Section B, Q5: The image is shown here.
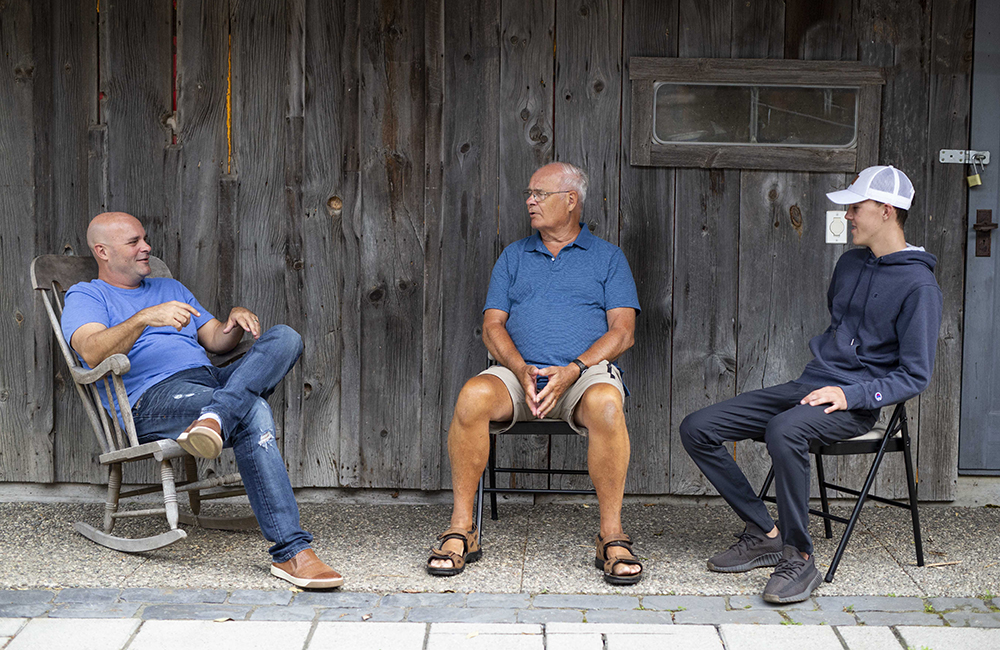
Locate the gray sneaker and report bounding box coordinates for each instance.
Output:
[707,522,783,573]
[762,545,823,603]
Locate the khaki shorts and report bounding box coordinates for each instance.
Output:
[480,360,625,436]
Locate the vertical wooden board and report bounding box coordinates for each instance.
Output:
[549,0,623,489]
[350,0,426,488]
[0,0,53,483]
[287,0,361,487]
[103,0,172,242]
[917,0,972,501]
[617,0,677,495]
[668,0,739,495]
[494,0,554,491]
[732,0,783,59]
[431,0,501,491]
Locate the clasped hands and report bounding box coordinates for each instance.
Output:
[518,363,582,419]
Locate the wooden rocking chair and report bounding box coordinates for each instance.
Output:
[31,254,258,553]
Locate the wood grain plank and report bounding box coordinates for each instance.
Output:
[617,0,677,495]
[669,0,739,495]
[351,0,426,487]
[496,0,555,491]
[550,0,624,490]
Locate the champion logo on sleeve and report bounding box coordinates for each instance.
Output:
[875,392,883,402]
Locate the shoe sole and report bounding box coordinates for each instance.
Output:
[762,570,823,604]
[270,565,344,589]
[177,427,223,459]
[707,551,782,573]
[426,549,482,577]
[593,557,643,585]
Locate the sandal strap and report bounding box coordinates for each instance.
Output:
[435,526,480,554]
[596,532,633,557]
[603,554,643,574]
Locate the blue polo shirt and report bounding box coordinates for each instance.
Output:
[484,225,641,373]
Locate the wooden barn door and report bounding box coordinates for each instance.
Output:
[959,0,1000,474]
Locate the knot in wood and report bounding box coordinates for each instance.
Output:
[303,383,312,399]
[520,108,530,121]
[593,80,605,93]
[579,5,589,16]
[768,188,778,201]
[292,259,304,271]
[380,429,389,438]
[460,143,471,154]
[789,205,803,229]
[14,311,24,325]
[327,195,343,216]
[0,390,8,402]
[368,287,385,304]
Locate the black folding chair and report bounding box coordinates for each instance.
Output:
[756,402,923,582]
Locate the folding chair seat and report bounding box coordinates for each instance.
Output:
[755,401,924,582]
[31,254,257,553]
[473,419,594,535]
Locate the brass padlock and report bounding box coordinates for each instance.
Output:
[968,158,984,187]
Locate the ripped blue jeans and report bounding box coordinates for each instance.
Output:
[132,324,312,563]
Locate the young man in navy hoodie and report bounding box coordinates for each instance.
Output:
[680,166,943,603]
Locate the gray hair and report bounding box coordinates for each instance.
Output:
[553,162,589,206]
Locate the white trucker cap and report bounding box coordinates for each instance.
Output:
[826,165,915,210]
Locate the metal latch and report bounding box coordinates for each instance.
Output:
[974,210,997,258]
[939,149,990,164]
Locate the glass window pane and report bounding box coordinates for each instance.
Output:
[654,84,752,144]
[756,87,857,146]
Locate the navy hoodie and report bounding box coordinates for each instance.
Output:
[798,246,943,410]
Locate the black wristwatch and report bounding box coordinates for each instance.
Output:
[571,358,587,377]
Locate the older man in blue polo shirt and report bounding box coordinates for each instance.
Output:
[426,162,643,585]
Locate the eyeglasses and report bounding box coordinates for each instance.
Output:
[522,189,573,202]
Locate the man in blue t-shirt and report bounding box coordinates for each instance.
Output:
[426,163,644,585]
[61,211,343,590]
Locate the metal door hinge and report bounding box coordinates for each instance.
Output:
[940,149,990,164]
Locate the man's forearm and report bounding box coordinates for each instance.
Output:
[575,327,634,368]
[75,316,147,368]
[483,322,528,373]
[201,324,243,354]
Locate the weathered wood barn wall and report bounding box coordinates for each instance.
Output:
[0,0,972,500]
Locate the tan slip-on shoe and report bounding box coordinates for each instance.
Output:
[176,417,224,459]
[271,548,344,589]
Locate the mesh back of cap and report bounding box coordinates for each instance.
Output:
[870,167,913,199]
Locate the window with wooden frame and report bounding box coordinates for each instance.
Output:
[629,58,885,172]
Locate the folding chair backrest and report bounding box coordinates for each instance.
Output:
[31,254,173,456]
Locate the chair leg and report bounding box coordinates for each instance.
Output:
[824,436,892,583]
[160,459,180,530]
[103,463,123,534]
[756,465,776,500]
[475,473,485,545]
[815,454,833,539]
[901,425,924,567]
[183,456,202,516]
[488,434,499,521]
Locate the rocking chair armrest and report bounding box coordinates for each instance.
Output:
[69,353,132,385]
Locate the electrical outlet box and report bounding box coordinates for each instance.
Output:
[826,210,847,244]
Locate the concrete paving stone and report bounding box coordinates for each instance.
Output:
[898,626,1000,650]
[516,609,584,624]
[928,597,993,613]
[426,634,543,650]
[673,608,785,625]
[54,588,120,603]
[0,620,26,637]
[604,626,724,649]
[6,618,140,650]
[310,622,426,650]
[408,607,518,623]
[729,594,817,611]
[381,592,467,608]
[545,634,604,650]
[0,605,50,618]
[547,623,687,634]
[227,589,293,606]
[641,595,726,611]
[835,626,901,650]
[814,595,925,612]
[48,602,141,618]
[0,591,52,605]
[944,611,1000,627]
[318,607,406,622]
[854,611,944,626]
[532,594,638,610]
[1,636,10,648]
[293,591,380,608]
[120,588,228,604]
[467,592,531,608]
[248,606,317,621]
[783,609,857,626]
[130,620,311,650]
[583,609,674,624]
[431,624,541,635]
[141,604,252,620]
[719,624,843,650]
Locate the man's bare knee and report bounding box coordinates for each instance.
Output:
[578,384,625,433]
[453,375,509,429]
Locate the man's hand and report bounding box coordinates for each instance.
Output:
[137,301,201,332]
[532,363,582,419]
[800,386,848,413]
[516,365,543,418]
[223,306,261,340]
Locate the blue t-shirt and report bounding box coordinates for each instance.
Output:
[61,278,215,416]
[483,225,641,376]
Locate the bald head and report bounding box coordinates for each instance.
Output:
[87,212,153,288]
[87,212,143,254]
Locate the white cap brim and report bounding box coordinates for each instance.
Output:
[826,188,868,205]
